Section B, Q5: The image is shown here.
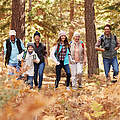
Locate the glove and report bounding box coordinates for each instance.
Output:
[56,61,60,65]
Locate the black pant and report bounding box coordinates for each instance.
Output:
[55,61,71,88]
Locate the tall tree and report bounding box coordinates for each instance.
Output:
[11,0,25,41]
[84,0,99,77]
[69,0,74,40]
[28,0,32,42]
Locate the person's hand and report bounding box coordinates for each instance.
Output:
[71,60,76,64]
[114,47,119,51]
[56,61,60,65]
[33,59,38,63]
[101,48,105,52]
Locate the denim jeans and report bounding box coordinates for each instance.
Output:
[34,62,45,88]
[27,76,34,88]
[55,61,71,88]
[103,56,119,78]
[8,63,20,75]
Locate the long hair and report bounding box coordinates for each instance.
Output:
[57,36,70,48]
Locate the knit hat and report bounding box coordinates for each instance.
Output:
[27,42,35,49]
[58,30,66,38]
[9,30,16,36]
[34,31,40,37]
[73,32,80,37]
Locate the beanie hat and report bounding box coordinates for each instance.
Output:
[27,42,35,49]
[73,32,80,37]
[58,30,66,38]
[34,31,40,37]
[9,30,16,36]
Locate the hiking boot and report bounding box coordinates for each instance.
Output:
[72,87,77,90]
[38,87,41,92]
[106,75,111,85]
[111,76,118,83]
[78,84,82,88]
[16,75,24,80]
[66,87,70,91]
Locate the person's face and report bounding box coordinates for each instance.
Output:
[104,26,111,35]
[74,36,80,43]
[28,46,34,53]
[61,35,66,42]
[10,35,15,42]
[34,35,40,42]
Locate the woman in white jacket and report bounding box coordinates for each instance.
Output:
[17,42,40,89]
[70,32,87,89]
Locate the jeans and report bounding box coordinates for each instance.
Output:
[55,61,71,88]
[34,62,45,88]
[27,76,34,88]
[70,63,83,87]
[103,56,119,78]
[8,63,20,75]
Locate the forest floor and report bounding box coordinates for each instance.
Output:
[0,56,120,120]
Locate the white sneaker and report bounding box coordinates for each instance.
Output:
[66,87,70,90]
[72,87,77,90]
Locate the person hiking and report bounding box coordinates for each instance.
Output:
[95,24,120,83]
[33,31,47,90]
[3,30,25,76]
[70,32,87,89]
[50,30,71,90]
[17,42,40,89]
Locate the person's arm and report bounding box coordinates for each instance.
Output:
[83,45,87,65]
[43,45,47,57]
[115,36,120,51]
[3,41,7,55]
[33,53,40,63]
[50,45,60,65]
[20,39,25,51]
[95,39,105,52]
[17,52,24,61]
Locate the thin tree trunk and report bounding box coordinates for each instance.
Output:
[84,0,99,77]
[60,0,62,29]
[28,0,32,42]
[69,0,74,41]
[45,33,48,65]
[11,0,25,42]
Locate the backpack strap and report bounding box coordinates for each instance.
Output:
[80,41,84,48]
[100,34,105,46]
[22,51,27,60]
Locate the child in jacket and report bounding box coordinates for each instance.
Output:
[17,42,40,89]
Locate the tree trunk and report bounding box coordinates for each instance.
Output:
[84,0,99,77]
[28,0,32,42]
[11,0,25,42]
[69,0,74,41]
[60,0,62,29]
